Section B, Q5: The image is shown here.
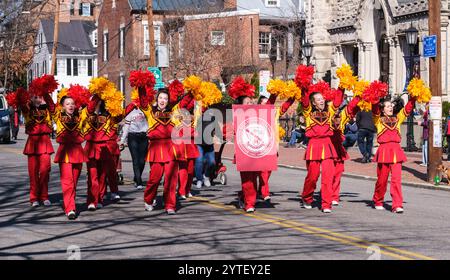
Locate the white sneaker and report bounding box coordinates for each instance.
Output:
[263,196,271,201]
[67,211,76,220]
[144,203,153,212]
[204,177,211,187]
[301,201,312,209]
[187,193,193,198]
[31,201,39,207]
[419,163,427,167]
[195,181,203,189]
[323,208,332,213]
[88,203,96,211]
[43,200,51,206]
[166,209,176,215]
[394,207,404,214]
[135,185,144,190]
[110,193,121,201]
[96,203,103,209]
[375,205,385,210]
[246,208,255,213]
[332,201,339,206]
[179,195,187,200]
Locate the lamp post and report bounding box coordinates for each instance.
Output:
[405,24,419,152]
[269,36,277,78]
[302,41,313,66]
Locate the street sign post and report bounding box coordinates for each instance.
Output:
[423,35,437,58]
[148,67,165,89]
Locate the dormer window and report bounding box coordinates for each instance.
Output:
[265,0,280,7]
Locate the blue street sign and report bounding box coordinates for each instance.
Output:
[148,67,165,89]
[423,35,437,58]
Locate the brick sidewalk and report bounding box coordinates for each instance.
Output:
[218,142,450,190]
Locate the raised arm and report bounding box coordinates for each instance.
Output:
[333,88,344,109]
[43,93,56,114]
[87,94,101,114]
[280,98,295,116]
[178,94,194,110]
[267,94,277,105]
[138,87,149,110]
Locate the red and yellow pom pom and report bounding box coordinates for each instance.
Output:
[294,64,315,90]
[168,79,185,104]
[228,76,255,100]
[183,75,203,100]
[29,75,59,97]
[68,84,91,108]
[199,82,223,107]
[267,79,291,100]
[309,80,332,101]
[407,78,432,104]
[129,70,156,89]
[336,64,357,90]
[352,79,370,97]
[89,77,124,117]
[287,81,302,101]
[362,80,388,104]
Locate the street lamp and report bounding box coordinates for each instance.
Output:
[405,24,419,152]
[302,41,313,65]
[269,36,278,78]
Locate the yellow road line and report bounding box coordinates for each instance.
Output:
[190,196,434,260]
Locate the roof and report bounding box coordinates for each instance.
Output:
[128,0,225,13]
[236,0,302,21]
[40,19,96,55]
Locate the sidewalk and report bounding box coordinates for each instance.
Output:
[219,142,450,192]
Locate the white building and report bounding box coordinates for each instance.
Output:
[28,19,98,99]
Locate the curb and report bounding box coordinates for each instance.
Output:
[222,157,450,193]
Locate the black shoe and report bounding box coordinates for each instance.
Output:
[361,157,367,163]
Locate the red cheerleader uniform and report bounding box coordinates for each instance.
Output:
[101,119,122,201]
[20,99,54,204]
[44,95,87,214]
[84,95,123,207]
[371,98,415,211]
[301,90,343,211]
[137,93,192,211]
[330,95,361,203]
[177,97,200,197]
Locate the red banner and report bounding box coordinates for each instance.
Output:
[233,104,278,172]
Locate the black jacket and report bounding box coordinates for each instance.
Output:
[356,111,376,132]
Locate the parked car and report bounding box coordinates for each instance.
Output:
[0,94,11,143]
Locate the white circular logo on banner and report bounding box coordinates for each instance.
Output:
[236,117,274,158]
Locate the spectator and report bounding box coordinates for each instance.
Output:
[287,115,307,148]
[356,110,376,163]
[119,106,149,190]
[342,118,358,149]
[418,106,429,167]
[9,107,19,140]
[444,109,450,161]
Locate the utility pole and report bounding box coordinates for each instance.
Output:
[427,0,443,183]
[50,0,60,75]
[147,0,156,66]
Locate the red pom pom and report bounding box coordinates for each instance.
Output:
[129,70,156,89]
[295,65,315,90]
[168,79,185,104]
[362,81,388,104]
[5,91,18,108]
[15,88,30,107]
[68,84,91,108]
[29,75,59,97]
[308,81,332,101]
[228,76,255,100]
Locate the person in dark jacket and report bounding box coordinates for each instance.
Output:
[356,110,376,163]
[343,118,358,149]
[444,109,450,161]
[419,106,429,166]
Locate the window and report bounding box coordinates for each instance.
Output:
[57,59,66,76]
[211,31,225,46]
[70,1,74,15]
[91,30,98,47]
[119,26,125,58]
[80,3,91,16]
[103,31,109,61]
[168,32,174,61]
[154,25,161,46]
[265,0,280,7]
[73,58,78,76]
[35,63,39,77]
[259,32,271,58]
[112,0,116,9]
[66,59,72,76]
[143,24,149,56]
[179,27,185,59]
[78,59,87,76]
[88,59,93,76]
[43,60,47,74]
[38,33,43,48]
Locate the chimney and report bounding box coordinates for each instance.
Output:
[224,0,237,11]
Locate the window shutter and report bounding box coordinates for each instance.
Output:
[90,4,94,16]
[66,59,71,76]
[88,59,93,76]
[73,59,78,76]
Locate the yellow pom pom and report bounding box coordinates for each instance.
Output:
[268,79,293,100]
[183,75,203,100]
[89,77,113,96]
[336,64,357,90]
[89,77,124,117]
[352,79,370,97]
[358,100,372,112]
[57,88,69,105]
[131,89,139,101]
[286,81,302,101]
[199,82,222,107]
[278,125,286,141]
[407,78,432,104]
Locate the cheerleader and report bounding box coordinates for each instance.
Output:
[130,71,192,215]
[299,83,343,213]
[371,96,416,213]
[43,86,89,219]
[21,76,58,207]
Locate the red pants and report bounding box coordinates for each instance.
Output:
[59,163,82,214]
[258,171,271,198]
[240,171,258,210]
[373,163,403,210]
[144,161,179,210]
[87,158,115,206]
[332,161,345,202]
[27,154,51,203]
[178,159,195,196]
[100,155,120,201]
[302,159,335,209]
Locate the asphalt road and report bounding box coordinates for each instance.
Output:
[1,134,450,260]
